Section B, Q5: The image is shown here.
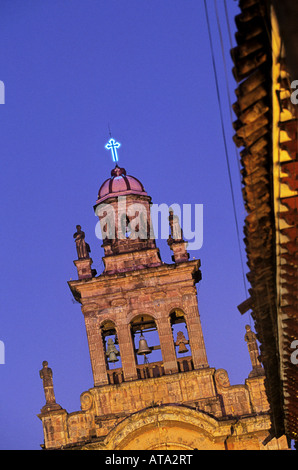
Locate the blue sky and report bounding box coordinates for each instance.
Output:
[0,0,255,450]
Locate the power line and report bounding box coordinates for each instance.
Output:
[203,0,248,298]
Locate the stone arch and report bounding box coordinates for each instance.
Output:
[98,316,117,329]
[169,306,187,317]
[102,405,227,450]
[127,309,159,325]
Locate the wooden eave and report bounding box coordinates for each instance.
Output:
[232,0,298,443]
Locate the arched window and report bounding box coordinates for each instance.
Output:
[119,213,131,239]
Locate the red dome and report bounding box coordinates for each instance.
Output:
[96,166,147,204]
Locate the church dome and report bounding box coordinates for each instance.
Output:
[96,165,148,204]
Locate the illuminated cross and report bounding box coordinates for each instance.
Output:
[105,138,121,163]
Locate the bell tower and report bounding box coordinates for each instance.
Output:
[71,164,208,387]
[38,160,289,451]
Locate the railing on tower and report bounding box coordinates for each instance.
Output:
[107,368,124,385]
[106,356,194,385]
[137,360,165,379]
[177,356,194,373]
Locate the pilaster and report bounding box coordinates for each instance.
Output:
[117,321,138,381]
[156,316,179,374]
[84,313,109,386]
[186,305,208,369]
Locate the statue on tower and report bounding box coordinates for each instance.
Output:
[244,325,264,377]
[39,361,61,412]
[73,225,91,260]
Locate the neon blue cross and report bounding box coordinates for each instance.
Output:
[105,138,121,163]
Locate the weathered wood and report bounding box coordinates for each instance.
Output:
[233,84,268,114]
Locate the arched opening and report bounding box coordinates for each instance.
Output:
[96,204,116,241]
[119,213,131,239]
[100,320,123,384]
[102,406,223,450]
[170,309,193,372]
[127,204,149,240]
[130,314,164,379]
[119,204,149,241]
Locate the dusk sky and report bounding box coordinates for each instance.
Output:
[0,1,255,450]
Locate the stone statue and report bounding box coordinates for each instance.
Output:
[244,325,264,377]
[73,225,90,259]
[39,361,61,410]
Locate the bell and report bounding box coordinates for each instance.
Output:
[177,343,188,354]
[175,331,189,354]
[107,351,118,363]
[106,338,119,363]
[137,333,152,356]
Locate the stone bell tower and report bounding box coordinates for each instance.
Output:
[38,162,289,450]
[71,163,208,387]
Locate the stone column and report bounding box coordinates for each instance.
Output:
[73,258,94,280]
[38,410,68,449]
[117,321,138,381]
[156,316,179,374]
[185,303,208,369]
[84,312,109,386]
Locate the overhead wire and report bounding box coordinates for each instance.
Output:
[214,0,248,298]
[221,0,277,327]
[204,5,281,436]
[224,0,280,338]
[203,0,248,299]
[221,0,254,329]
[222,1,278,333]
[217,0,286,437]
[216,0,242,178]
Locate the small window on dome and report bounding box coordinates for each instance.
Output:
[119,214,132,239]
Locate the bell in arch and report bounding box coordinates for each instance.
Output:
[106,338,120,363]
[137,332,152,356]
[175,331,189,354]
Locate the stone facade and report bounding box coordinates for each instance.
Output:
[37,367,288,450]
[38,166,289,450]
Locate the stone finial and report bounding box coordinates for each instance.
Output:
[168,209,183,242]
[244,325,264,378]
[167,210,189,263]
[39,361,62,412]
